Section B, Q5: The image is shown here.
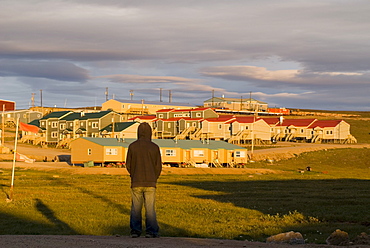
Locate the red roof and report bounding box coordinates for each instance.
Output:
[232,116,257,123]
[280,119,317,127]
[308,120,343,128]
[204,116,236,123]
[260,117,280,125]
[189,107,211,112]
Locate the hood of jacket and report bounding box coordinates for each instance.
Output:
[137,122,152,141]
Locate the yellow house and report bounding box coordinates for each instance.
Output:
[200,115,235,140]
[307,120,357,143]
[70,137,248,167]
[70,137,126,165]
[229,117,271,144]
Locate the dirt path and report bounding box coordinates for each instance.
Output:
[0,235,344,248]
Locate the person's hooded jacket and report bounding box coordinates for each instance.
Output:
[126,122,162,188]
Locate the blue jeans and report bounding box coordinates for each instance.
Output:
[130,187,159,235]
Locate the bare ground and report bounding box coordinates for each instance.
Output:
[1,141,370,247]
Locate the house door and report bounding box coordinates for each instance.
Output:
[186,150,191,161]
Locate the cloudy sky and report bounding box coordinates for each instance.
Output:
[1,0,370,111]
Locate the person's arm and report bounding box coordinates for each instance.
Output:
[155,146,162,178]
[126,147,132,175]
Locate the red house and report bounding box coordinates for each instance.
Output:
[0,100,16,111]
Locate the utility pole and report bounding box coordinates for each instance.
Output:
[105,87,109,101]
[40,90,43,107]
[31,93,35,108]
[212,90,214,107]
[130,90,134,100]
[169,90,172,103]
[160,88,163,102]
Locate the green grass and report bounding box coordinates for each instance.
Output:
[345,119,370,143]
[0,148,369,244]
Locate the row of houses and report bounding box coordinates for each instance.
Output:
[70,137,249,168]
[20,107,356,148]
[132,108,357,144]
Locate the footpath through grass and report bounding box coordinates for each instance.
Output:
[0,148,369,244]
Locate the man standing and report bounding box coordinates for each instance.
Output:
[126,122,162,238]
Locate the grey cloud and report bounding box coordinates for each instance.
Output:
[0,60,90,82]
[98,74,200,84]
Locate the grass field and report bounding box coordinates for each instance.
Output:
[0,148,369,244]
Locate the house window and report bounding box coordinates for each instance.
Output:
[87,148,92,155]
[167,123,171,128]
[106,148,117,155]
[193,150,204,157]
[51,122,58,128]
[326,130,333,135]
[165,149,176,156]
[235,151,246,158]
[60,123,66,129]
[51,132,58,138]
[159,114,163,118]
[196,113,202,117]
[91,133,98,137]
[122,104,125,108]
[218,124,222,130]
[92,122,99,128]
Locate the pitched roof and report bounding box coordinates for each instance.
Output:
[259,117,280,125]
[41,111,72,119]
[203,116,236,123]
[100,122,138,132]
[60,112,83,121]
[79,110,112,120]
[280,119,317,127]
[308,120,343,128]
[232,116,257,124]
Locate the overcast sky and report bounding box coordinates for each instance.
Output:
[1,0,370,111]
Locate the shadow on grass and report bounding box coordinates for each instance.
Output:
[35,198,78,234]
[0,199,79,235]
[167,178,370,224]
